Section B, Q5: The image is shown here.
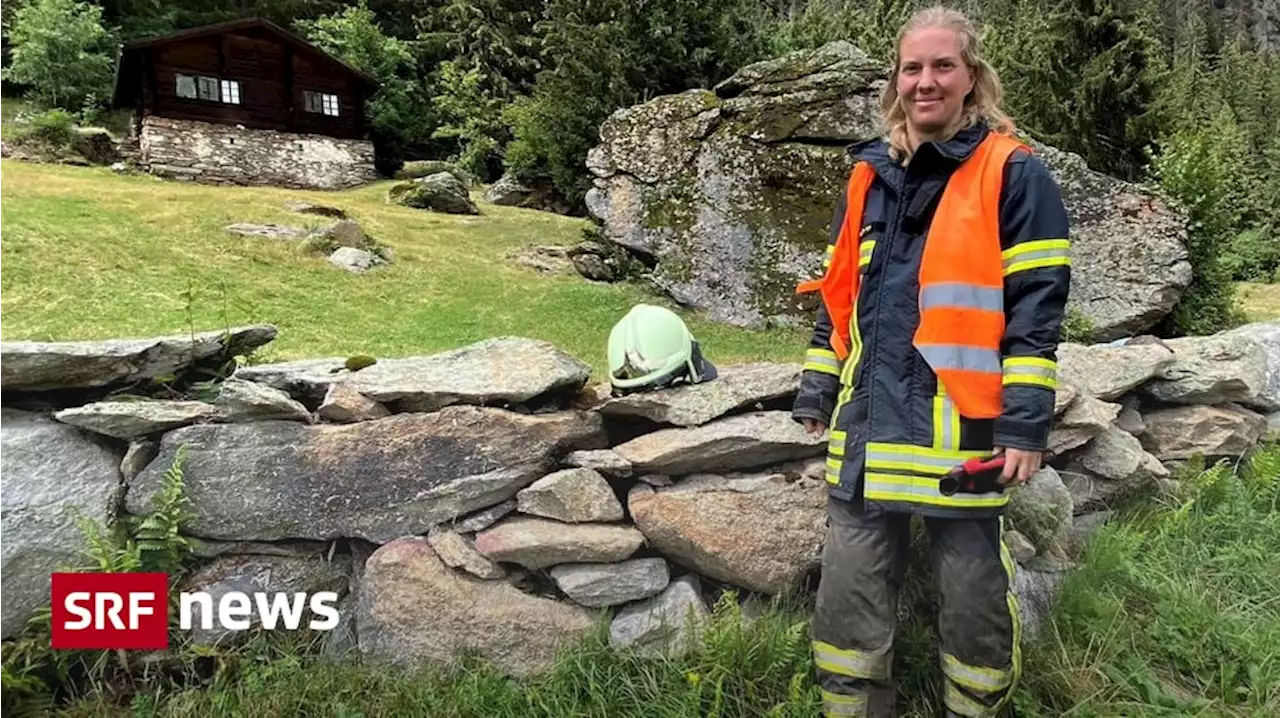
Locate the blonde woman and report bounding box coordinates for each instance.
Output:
[792,6,1071,717]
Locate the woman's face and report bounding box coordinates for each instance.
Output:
[896,26,975,135]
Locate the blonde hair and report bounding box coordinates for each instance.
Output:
[878,6,1014,163]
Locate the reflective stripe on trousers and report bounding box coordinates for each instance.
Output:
[812,497,1020,717]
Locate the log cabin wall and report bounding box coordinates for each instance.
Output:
[130,25,367,140]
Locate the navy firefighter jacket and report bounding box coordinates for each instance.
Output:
[791,122,1072,518]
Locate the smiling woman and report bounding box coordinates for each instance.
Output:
[792,6,1073,718]
[877,6,1014,166]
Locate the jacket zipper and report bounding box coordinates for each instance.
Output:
[863,166,913,464]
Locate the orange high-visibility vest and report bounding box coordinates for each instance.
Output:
[797,131,1028,419]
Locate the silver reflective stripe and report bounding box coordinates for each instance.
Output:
[865,473,1005,506]
[918,344,1002,374]
[828,433,846,456]
[1003,247,1068,268]
[806,354,842,372]
[822,690,867,717]
[939,396,957,451]
[866,447,960,473]
[813,641,888,680]
[1003,362,1055,380]
[943,654,1012,693]
[919,283,1003,312]
[944,683,991,717]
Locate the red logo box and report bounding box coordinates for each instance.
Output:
[51,573,169,650]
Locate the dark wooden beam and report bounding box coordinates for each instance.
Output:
[144,48,157,117]
[284,44,295,133]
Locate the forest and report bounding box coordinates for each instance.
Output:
[3,0,1279,335]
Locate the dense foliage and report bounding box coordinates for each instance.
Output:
[2,0,1278,333]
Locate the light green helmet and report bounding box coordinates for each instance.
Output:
[607,304,718,394]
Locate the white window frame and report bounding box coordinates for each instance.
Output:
[220,79,241,105]
[304,90,340,117]
[175,73,242,105]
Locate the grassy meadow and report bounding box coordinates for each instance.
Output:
[3,159,1279,718]
[0,160,808,377]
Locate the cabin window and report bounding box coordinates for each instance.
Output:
[220,79,242,105]
[175,73,240,104]
[197,76,219,101]
[175,74,197,99]
[304,90,340,117]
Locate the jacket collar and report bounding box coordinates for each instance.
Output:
[848,123,991,184]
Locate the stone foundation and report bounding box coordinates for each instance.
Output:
[139,116,378,190]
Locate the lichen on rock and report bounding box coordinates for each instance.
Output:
[585,40,1193,337]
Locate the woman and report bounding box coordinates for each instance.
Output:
[792,6,1071,717]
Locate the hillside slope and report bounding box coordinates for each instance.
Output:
[0,161,808,375]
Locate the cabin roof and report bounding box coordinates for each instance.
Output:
[111,16,379,108]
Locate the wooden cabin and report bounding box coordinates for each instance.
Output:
[111,17,379,140]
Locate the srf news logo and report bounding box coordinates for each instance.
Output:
[51,573,340,650]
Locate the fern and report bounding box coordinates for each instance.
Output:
[131,445,194,575]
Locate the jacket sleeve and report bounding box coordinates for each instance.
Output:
[792,190,847,426]
[993,151,1072,451]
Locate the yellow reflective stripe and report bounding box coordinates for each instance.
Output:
[943,683,991,717]
[805,348,843,376]
[858,240,875,269]
[1002,357,1057,389]
[821,689,867,717]
[828,433,845,457]
[942,654,1013,694]
[866,442,986,476]
[864,473,1007,508]
[1006,255,1070,275]
[822,244,835,269]
[1003,239,1070,276]
[932,391,960,452]
[812,641,889,680]
[994,516,1023,715]
[1002,238,1069,260]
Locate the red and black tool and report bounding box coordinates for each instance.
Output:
[938,455,1007,496]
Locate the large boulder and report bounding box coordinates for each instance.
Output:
[1140,404,1268,461]
[388,172,479,215]
[125,406,606,543]
[1,410,123,638]
[627,472,826,595]
[357,537,599,678]
[585,41,1191,338]
[1142,323,1280,411]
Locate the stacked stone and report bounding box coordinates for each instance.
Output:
[2,321,1276,675]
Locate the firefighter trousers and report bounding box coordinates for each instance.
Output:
[811,494,1021,718]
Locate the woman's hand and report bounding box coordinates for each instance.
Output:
[801,418,827,435]
[994,446,1042,486]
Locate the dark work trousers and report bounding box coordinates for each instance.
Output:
[811,494,1021,717]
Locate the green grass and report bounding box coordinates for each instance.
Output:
[8,444,1276,718]
[0,160,808,377]
[1,97,37,140]
[1239,282,1280,322]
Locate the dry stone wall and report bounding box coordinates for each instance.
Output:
[139,116,378,191]
[2,322,1277,673]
